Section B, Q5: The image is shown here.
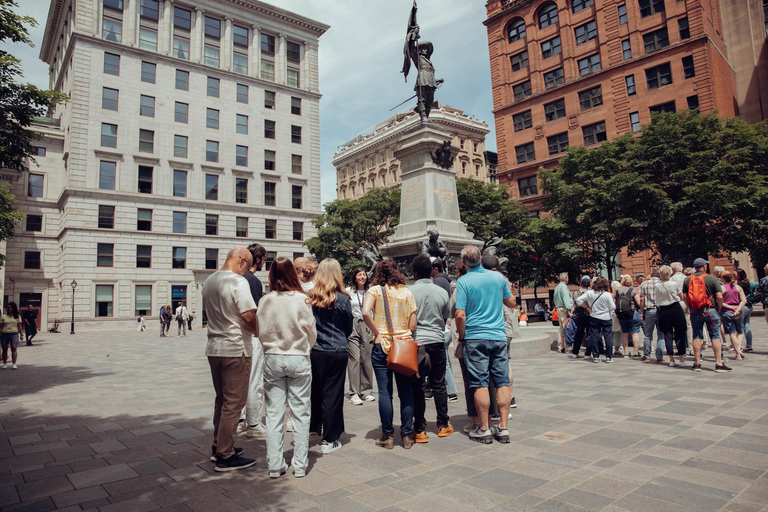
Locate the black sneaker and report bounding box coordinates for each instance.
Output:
[215,454,256,472]
[692,363,701,372]
[510,397,517,409]
[744,347,753,352]
[490,414,500,422]
[211,446,244,462]
[715,364,733,373]
[447,394,458,403]
[424,389,434,400]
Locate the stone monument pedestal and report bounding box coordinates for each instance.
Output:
[380,122,482,265]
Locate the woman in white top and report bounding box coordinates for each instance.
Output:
[575,277,616,363]
[257,257,317,478]
[346,267,375,405]
[654,265,687,367]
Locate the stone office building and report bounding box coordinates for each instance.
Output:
[0,0,328,331]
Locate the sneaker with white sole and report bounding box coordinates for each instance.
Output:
[1,363,6,369]
[363,394,376,402]
[321,440,342,454]
[510,396,517,409]
[349,394,364,406]
[214,454,255,472]
[268,464,288,478]
[604,358,614,364]
[463,422,479,433]
[211,446,244,462]
[593,358,601,363]
[247,424,267,440]
[492,426,510,443]
[11,364,17,370]
[469,428,493,444]
[293,467,305,478]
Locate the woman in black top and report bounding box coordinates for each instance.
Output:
[308,258,354,454]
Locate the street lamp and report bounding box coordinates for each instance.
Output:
[70,280,77,335]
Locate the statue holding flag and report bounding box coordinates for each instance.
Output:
[401,1,443,122]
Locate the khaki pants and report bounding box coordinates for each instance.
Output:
[557,308,569,351]
[208,355,251,459]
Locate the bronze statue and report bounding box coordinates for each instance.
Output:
[420,227,449,268]
[357,241,382,278]
[401,1,443,122]
[482,236,509,275]
[430,141,457,170]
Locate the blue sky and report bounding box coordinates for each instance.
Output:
[3,0,497,206]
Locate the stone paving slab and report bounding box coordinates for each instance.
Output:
[1,318,767,511]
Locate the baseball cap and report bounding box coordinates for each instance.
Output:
[693,258,708,268]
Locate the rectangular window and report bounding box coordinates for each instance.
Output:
[292,155,302,175]
[206,108,219,129]
[513,81,532,101]
[138,129,154,153]
[622,39,632,60]
[510,50,529,71]
[265,91,276,109]
[139,28,157,52]
[140,0,158,20]
[679,17,690,40]
[682,55,695,78]
[618,4,628,24]
[639,0,665,17]
[237,84,249,104]
[291,97,302,115]
[98,206,114,229]
[650,101,676,114]
[205,174,219,200]
[544,98,566,121]
[540,37,561,59]
[173,6,191,30]
[687,95,699,110]
[582,121,607,145]
[265,120,276,139]
[173,135,188,158]
[205,249,218,270]
[630,111,641,132]
[24,251,41,269]
[138,165,153,193]
[28,174,44,197]
[236,217,248,238]
[26,214,43,232]
[33,146,46,157]
[174,102,188,123]
[236,145,248,167]
[518,176,538,197]
[293,221,303,241]
[175,69,189,90]
[95,285,114,317]
[646,63,673,89]
[102,87,119,111]
[172,247,186,269]
[99,161,116,190]
[139,95,155,117]
[643,27,669,53]
[236,114,248,134]
[172,211,186,233]
[513,110,533,131]
[287,69,300,88]
[205,214,218,236]
[574,20,597,44]
[204,16,221,38]
[515,142,535,164]
[265,251,277,270]
[577,53,601,76]
[292,185,303,209]
[206,140,219,162]
[261,33,275,54]
[547,132,569,156]
[141,61,156,83]
[265,219,277,239]
[264,150,276,171]
[626,74,636,95]
[104,52,120,75]
[101,123,117,148]
[204,45,220,68]
[573,0,594,12]
[579,85,603,111]
[291,125,302,144]
[261,61,275,82]
[234,25,249,48]
[264,182,276,206]
[97,243,114,267]
[137,208,152,231]
[102,16,122,43]
[173,36,190,60]
[134,285,151,315]
[235,178,248,203]
[173,170,187,197]
[544,68,565,89]
[207,77,220,97]
[287,41,301,62]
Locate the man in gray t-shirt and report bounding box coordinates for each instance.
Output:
[409,255,452,441]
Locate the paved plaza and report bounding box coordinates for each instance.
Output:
[1,319,768,512]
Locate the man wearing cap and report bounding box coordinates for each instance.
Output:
[683,258,729,373]
[568,276,592,358]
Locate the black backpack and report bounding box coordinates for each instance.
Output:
[616,288,634,320]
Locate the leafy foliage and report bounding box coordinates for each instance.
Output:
[0,184,23,265]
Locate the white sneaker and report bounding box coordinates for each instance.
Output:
[592,357,601,363]
[1,363,6,369]
[321,440,342,454]
[11,364,17,370]
[363,394,376,402]
[247,424,267,440]
[349,394,364,406]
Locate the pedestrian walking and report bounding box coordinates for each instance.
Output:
[1,302,23,369]
[21,305,37,346]
[137,314,146,332]
[362,259,417,450]
[202,247,258,472]
[655,266,688,367]
[159,304,167,337]
[258,257,316,478]
[176,303,189,336]
[683,258,730,373]
[163,305,172,337]
[346,267,375,406]
[242,243,267,440]
[575,277,616,363]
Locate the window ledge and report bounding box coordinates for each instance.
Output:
[94,149,124,161]
[168,159,193,170]
[133,155,160,166]
[201,164,225,174]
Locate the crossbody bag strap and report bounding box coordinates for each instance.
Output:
[589,291,604,309]
[380,285,395,342]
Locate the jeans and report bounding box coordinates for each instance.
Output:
[444,330,458,396]
[721,311,744,335]
[412,343,450,431]
[571,313,590,355]
[743,303,753,348]
[243,339,264,428]
[643,308,665,359]
[264,354,311,473]
[177,319,186,336]
[587,318,612,358]
[691,307,721,340]
[464,339,510,388]
[371,343,414,435]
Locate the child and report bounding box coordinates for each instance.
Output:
[137,314,146,332]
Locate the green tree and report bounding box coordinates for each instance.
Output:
[455,178,528,244]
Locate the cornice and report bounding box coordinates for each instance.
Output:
[484,0,536,27]
[217,0,330,36]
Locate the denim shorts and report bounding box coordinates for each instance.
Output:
[0,332,19,347]
[690,308,720,340]
[463,339,510,389]
[618,311,641,334]
[721,311,744,335]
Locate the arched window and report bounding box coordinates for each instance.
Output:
[507,18,526,43]
[538,3,559,29]
[572,0,594,13]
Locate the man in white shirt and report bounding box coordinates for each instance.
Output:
[203,246,259,472]
[175,303,189,336]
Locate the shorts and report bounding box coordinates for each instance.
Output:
[721,311,744,335]
[618,311,642,334]
[463,339,510,389]
[1,332,19,347]
[690,308,720,341]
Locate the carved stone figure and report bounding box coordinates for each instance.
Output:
[420,227,449,268]
[430,140,457,170]
[357,241,382,278]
